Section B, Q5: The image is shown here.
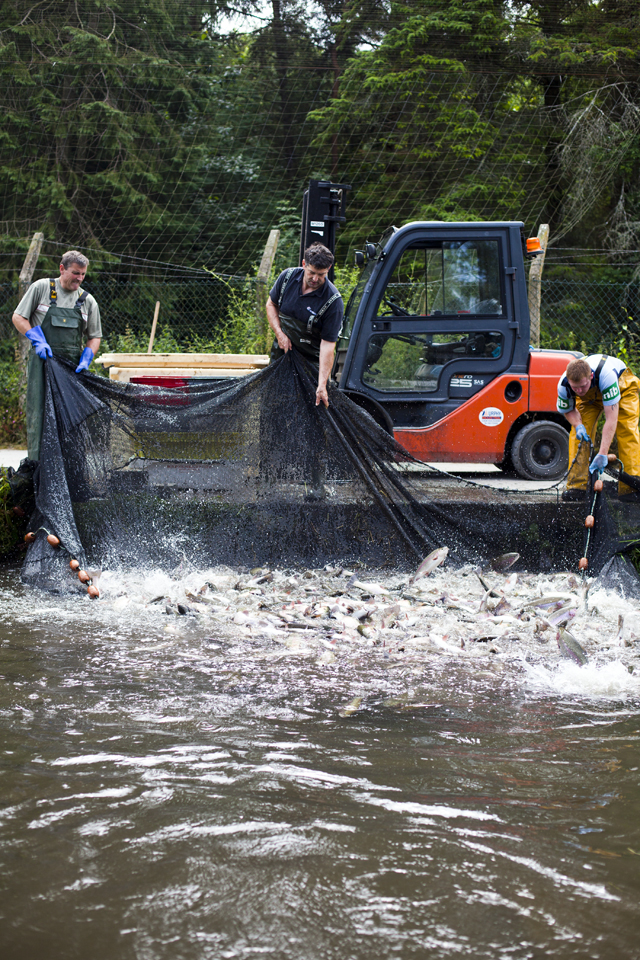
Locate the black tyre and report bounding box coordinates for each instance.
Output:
[510,421,569,481]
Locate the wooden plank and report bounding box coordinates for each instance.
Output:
[255,228,280,348]
[98,352,269,369]
[109,367,262,382]
[527,224,549,348]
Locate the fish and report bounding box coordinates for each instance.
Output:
[488,552,520,572]
[348,578,389,596]
[411,547,449,583]
[338,696,363,717]
[522,595,574,610]
[557,628,588,665]
[545,602,577,627]
[474,568,501,599]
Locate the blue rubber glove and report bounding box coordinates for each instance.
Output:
[25,326,52,360]
[75,347,94,373]
[589,453,608,475]
[575,424,589,443]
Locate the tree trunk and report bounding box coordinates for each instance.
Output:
[271,0,297,175]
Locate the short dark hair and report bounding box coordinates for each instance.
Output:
[60,250,89,270]
[303,244,334,269]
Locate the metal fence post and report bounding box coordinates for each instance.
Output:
[527,224,549,348]
[256,229,280,351]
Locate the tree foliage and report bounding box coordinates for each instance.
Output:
[0,0,639,280]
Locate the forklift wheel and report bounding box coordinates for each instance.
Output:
[510,421,569,481]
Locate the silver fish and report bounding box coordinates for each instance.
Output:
[557,628,588,665]
[522,595,573,610]
[339,696,363,717]
[487,552,520,573]
[412,547,449,583]
[349,578,389,596]
[545,602,578,627]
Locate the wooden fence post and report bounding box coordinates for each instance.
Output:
[16,232,45,412]
[255,229,280,350]
[527,223,549,348]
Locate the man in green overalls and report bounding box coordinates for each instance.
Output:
[12,250,102,461]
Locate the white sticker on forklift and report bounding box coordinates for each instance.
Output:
[479,407,504,426]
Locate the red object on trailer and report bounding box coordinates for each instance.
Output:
[130,376,190,406]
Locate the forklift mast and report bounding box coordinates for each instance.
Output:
[299,180,351,281]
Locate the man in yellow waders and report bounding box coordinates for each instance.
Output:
[12,251,102,461]
[557,355,640,502]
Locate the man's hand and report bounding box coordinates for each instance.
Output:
[75,346,94,373]
[575,423,589,442]
[25,326,52,359]
[276,330,292,353]
[316,384,329,408]
[589,453,608,475]
[266,298,291,352]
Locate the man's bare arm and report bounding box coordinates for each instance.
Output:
[12,312,31,336]
[599,403,619,457]
[266,298,292,352]
[316,340,335,408]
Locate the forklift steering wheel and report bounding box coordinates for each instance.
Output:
[383,297,411,317]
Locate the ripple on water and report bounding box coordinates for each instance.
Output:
[1,562,640,958]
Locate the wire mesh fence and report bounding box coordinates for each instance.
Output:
[0,274,262,351]
[1,276,639,358]
[540,279,640,355]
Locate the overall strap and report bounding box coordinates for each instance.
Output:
[49,279,57,303]
[594,355,608,393]
[75,289,88,308]
[304,291,341,334]
[315,291,340,321]
[277,268,297,309]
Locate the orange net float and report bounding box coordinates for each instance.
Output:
[24,532,36,543]
[46,534,60,547]
[87,585,100,599]
[594,479,603,492]
[585,515,595,528]
[77,570,91,583]
[69,559,80,570]
[578,557,588,570]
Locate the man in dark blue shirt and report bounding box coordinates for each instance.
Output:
[267,243,344,408]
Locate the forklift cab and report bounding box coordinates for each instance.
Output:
[335,222,530,431]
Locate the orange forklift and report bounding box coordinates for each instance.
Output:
[303,183,577,480]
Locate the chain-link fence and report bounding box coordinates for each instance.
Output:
[0,274,261,351]
[540,279,640,355]
[2,275,639,357]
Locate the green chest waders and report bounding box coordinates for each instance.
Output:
[26,281,87,460]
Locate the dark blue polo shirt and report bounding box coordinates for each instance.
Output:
[269,267,344,342]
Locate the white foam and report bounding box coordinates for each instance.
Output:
[525,659,640,699]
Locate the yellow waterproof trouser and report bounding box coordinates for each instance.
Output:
[567,368,640,494]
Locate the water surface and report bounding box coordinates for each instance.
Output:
[1,563,639,959]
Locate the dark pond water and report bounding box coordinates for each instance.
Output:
[1,563,639,959]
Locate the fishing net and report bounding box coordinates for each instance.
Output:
[17,353,640,594]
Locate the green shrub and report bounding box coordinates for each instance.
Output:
[0,342,26,446]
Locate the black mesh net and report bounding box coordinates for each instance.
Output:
[20,354,640,594]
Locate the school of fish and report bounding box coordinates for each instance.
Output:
[95,548,640,685]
